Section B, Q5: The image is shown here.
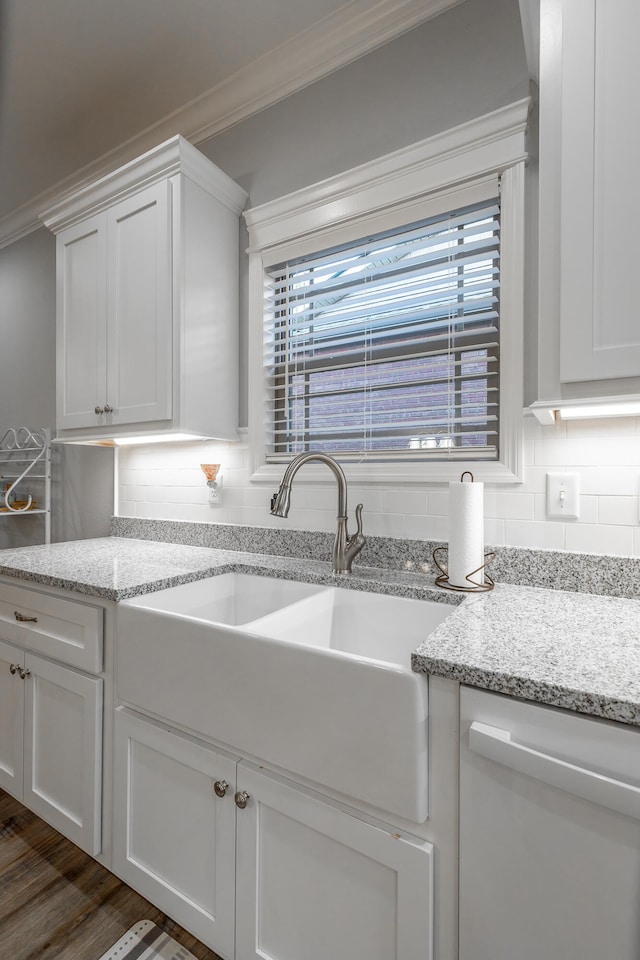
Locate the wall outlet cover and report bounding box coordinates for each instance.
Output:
[208,477,223,504]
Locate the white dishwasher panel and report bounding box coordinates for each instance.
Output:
[460,686,640,960]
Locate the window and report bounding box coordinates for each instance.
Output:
[245,98,528,483]
[265,198,500,462]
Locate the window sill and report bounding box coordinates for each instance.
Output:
[250,459,522,485]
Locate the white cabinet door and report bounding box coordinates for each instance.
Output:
[22,653,103,856]
[0,639,24,796]
[559,0,640,382]
[56,181,172,432]
[106,181,173,426]
[112,708,237,958]
[235,762,434,960]
[56,213,108,428]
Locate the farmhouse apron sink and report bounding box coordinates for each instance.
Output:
[116,572,454,821]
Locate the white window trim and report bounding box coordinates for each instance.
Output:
[245,97,530,485]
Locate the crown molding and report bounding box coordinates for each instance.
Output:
[41,136,248,234]
[0,0,464,251]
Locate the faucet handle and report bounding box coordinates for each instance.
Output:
[344,503,366,571]
[270,492,278,511]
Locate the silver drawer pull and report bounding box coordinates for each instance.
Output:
[18,666,31,680]
[14,611,37,623]
[214,779,230,798]
[9,663,19,675]
[234,790,250,810]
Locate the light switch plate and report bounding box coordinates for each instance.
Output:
[546,472,579,519]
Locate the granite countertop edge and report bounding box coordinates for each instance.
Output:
[1,536,639,728]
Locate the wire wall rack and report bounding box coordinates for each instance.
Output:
[0,427,52,544]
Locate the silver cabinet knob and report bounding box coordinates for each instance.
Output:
[104,403,113,414]
[95,406,104,415]
[214,779,230,798]
[9,663,19,675]
[234,790,250,809]
[18,666,31,680]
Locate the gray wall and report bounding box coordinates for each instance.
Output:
[199,0,529,424]
[0,0,527,541]
[0,228,113,545]
[201,0,528,206]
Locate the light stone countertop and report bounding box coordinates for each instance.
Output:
[0,536,457,603]
[411,583,640,725]
[0,536,639,726]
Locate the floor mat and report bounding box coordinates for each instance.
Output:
[97,920,199,960]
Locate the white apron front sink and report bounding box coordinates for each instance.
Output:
[125,571,326,625]
[116,571,455,822]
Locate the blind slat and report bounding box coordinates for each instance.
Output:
[267,341,499,378]
[271,245,500,308]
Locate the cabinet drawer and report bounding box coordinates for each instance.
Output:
[0,582,102,673]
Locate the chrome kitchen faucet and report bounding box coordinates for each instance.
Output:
[270,452,365,574]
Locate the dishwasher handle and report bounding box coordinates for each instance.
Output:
[469,720,640,822]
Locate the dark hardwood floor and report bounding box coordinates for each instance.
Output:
[0,789,223,960]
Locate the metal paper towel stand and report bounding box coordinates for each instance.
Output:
[432,546,495,593]
[433,470,494,592]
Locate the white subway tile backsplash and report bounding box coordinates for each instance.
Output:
[287,483,341,513]
[243,484,276,512]
[123,485,148,502]
[564,523,634,557]
[577,467,640,497]
[116,417,640,555]
[535,436,640,468]
[566,416,639,438]
[484,518,505,546]
[579,496,600,524]
[349,486,384,513]
[382,488,427,517]
[426,489,449,516]
[407,514,449,541]
[279,508,333,532]
[597,496,638,527]
[136,502,163,519]
[120,469,143,487]
[484,491,534,520]
[534,437,590,467]
[518,466,549,494]
[365,512,407,538]
[220,484,245,509]
[503,520,565,551]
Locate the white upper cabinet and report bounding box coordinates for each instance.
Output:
[535,0,640,404]
[558,0,640,384]
[42,136,248,443]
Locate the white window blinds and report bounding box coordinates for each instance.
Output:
[264,196,500,462]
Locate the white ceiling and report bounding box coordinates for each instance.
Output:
[0,0,464,242]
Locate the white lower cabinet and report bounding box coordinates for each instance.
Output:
[0,637,103,855]
[113,707,434,960]
[113,708,237,957]
[235,761,433,960]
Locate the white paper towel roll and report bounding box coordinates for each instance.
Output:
[448,475,484,588]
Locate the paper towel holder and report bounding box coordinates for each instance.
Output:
[432,546,495,593]
[433,470,495,592]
